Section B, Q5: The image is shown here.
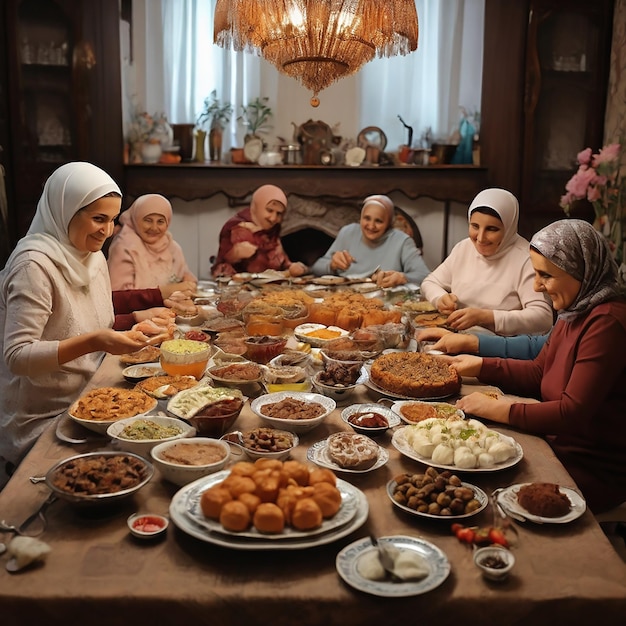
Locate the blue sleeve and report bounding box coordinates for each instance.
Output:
[478,332,550,359]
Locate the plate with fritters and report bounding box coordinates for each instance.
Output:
[134,374,199,399]
[45,451,154,506]
[119,345,161,365]
[69,387,157,434]
[410,312,449,328]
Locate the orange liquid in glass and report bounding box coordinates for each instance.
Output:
[160,358,209,380]
[245,315,284,336]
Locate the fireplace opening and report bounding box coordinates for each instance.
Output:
[282,228,335,268]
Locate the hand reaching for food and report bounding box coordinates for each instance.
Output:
[437,293,458,315]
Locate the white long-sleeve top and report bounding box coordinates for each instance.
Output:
[420,237,553,336]
[0,250,114,467]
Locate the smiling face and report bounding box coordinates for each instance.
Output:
[252,199,285,230]
[360,204,391,243]
[468,211,505,257]
[68,196,121,253]
[530,249,582,310]
[137,212,169,244]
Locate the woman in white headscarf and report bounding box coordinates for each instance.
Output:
[451,219,626,513]
[310,194,429,288]
[0,162,151,487]
[420,188,553,336]
[107,193,196,296]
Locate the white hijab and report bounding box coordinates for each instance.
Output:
[468,188,525,261]
[3,162,121,288]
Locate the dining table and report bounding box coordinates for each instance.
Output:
[1,349,625,626]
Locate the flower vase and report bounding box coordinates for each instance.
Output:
[141,140,163,164]
[194,129,207,163]
[209,126,223,162]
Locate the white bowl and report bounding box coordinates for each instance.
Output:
[107,415,195,457]
[68,389,158,435]
[127,512,169,539]
[151,437,230,486]
[250,391,336,434]
[340,403,402,436]
[222,428,299,461]
[311,371,360,404]
[473,546,515,581]
[293,323,349,348]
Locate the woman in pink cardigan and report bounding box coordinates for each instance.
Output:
[107,194,196,297]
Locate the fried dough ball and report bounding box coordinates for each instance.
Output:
[229,461,257,477]
[253,502,285,533]
[282,460,310,486]
[311,481,342,517]
[222,475,256,498]
[253,458,284,472]
[238,492,261,515]
[291,497,323,530]
[308,467,337,487]
[253,472,281,502]
[220,500,251,532]
[200,487,232,519]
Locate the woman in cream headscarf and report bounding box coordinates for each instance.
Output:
[450,219,626,513]
[107,194,196,296]
[310,194,429,288]
[0,162,151,487]
[421,188,554,336]
[211,184,307,278]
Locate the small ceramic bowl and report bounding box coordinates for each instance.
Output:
[127,513,169,539]
[473,546,515,581]
[311,371,360,404]
[222,427,299,461]
[151,437,231,486]
[340,403,402,436]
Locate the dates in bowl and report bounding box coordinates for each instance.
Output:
[222,427,299,461]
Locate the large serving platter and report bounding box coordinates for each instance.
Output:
[495,483,586,524]
[169,471,369,550]
[336,535,450,597]
[362,364,456,401]
[391,426,523,473]
[307,439,389,474]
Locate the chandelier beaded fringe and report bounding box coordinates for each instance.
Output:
[214,0,419,100]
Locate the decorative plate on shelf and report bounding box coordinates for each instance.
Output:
[243,137,263,163]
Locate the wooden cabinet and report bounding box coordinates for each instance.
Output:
[0,0,123,247]
[481,0,614,239]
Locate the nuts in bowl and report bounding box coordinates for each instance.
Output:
[222,427,299,461]
[250,391,336,434]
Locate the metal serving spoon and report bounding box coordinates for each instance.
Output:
[0,493,57,537]
[370,535,399,580]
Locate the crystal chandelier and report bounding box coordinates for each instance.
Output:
[214,0,419,106]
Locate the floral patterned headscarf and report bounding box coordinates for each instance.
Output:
[530,219,623,320]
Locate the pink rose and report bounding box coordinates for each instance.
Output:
[577,147,592,166]
[593,143,620,165]
[565,167,596,198]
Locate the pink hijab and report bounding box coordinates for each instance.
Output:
[249,185,288,226]
[362,195,395,231]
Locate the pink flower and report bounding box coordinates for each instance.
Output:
[593,143,620,165]
[587,185,601,202]
[577,147,592,166]
[565,166,596,198]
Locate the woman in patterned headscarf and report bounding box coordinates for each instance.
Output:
[310,194,430,288]
[211,184,307,278]
[451,219,626,513]
[0,162,152,488]
[421,188,554,336]
[107,193,196,296]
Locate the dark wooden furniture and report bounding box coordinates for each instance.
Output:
[481,0,614,239]
[0,0,123,247]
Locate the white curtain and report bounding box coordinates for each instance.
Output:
[128,0,483,149]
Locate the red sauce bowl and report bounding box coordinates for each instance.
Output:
[127,513,169,539]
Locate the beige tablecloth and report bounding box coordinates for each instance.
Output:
[1,354,625,625]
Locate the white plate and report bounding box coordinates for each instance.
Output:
[496,483,586,524]
[311,275,350,286]
[307,439,389,474]
[122,363,166,383]
[169,473,369,550]
[336,536,450,597]
[386,478,488,520]
[363,365,456,401]
[391,426,523,473]
[391,400,464,424]
[293,323,349,348]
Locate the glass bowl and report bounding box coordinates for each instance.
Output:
[244,335,288,364]
[159,339,212,380]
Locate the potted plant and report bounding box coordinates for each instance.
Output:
[196,90,233,162]
[239,97,273,140]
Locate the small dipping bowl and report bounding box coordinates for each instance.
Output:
[127,513,169,540]
[473,546,515,581]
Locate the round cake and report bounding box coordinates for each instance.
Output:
[369,352,461,398]
[327,432,379,470]
[517,482,572,517]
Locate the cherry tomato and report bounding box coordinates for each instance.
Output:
[488,527,509,547]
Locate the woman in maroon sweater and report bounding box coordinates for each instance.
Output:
[451,219,626,513]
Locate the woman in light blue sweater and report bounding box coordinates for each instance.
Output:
[310,195,430,288]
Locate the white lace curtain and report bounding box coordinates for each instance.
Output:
[126,0,484,150]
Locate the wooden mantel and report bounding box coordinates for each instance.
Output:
[123,163,488,204]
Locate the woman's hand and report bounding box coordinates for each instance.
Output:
[432,333,480,355]
[437,293,458,315]
[455,392,513,424]
[133,307,175,324]
[372,269,407,288]
[446,308,495,332]
[415,327,451,342]
[97,329,151,355]
[439,353,483,377]
[288,261,308,277]
[231,241,258,261]
[330,250,356,272]
[159,281,196,299]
